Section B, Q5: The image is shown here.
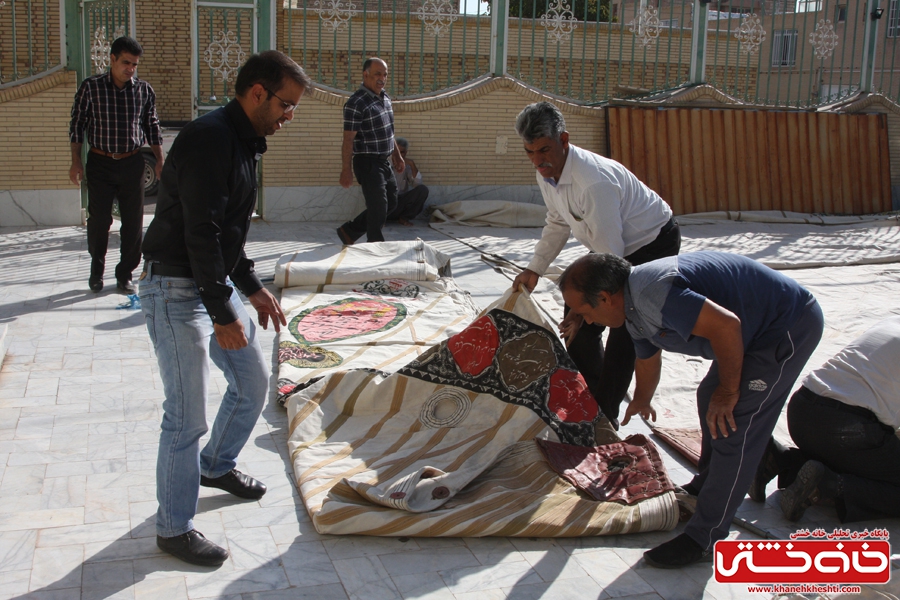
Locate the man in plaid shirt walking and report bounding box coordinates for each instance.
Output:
[337,57,405,245]
[69,36,163,294]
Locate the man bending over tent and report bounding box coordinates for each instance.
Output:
[558,252,823,568]
[510,101,680,428]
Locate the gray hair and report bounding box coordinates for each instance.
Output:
[557,254,631,307]
[363,57,387,72]
[515,102,566,144]
[395,137,409,149]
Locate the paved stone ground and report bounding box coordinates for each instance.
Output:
[0,218,897,599]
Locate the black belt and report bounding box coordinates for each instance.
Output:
[143,260,193,278]
[90,147,141,160]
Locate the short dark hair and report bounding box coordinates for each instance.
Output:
[235,50,312,97]
[395,137,409,149]
[363,57,386,72]
[515,101,566,144]
[557,254,631,308]
[111,36,142,58]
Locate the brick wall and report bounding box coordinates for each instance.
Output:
[263,76,607,187]
[134,0,192,122]
[0,0,62,85]
[0,69,77,190]
[2,67,897,214]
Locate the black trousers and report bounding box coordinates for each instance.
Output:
[85,151,145,282]
[778,386,900,522]
[566,218,682,424]
[387,185,429,221]
[343,154,398,243]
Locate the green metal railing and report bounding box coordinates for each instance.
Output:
[508,0,699,102]
[280,0,492,96]
[0,0,61,86]
[276,0,900,107]
[703,0,870,106]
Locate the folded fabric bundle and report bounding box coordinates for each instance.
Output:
[285,289,679,536]
[274,239,451,288]
[535,435,676,504]
[429,200,549,228]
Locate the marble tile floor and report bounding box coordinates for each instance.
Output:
[0,218,897,600]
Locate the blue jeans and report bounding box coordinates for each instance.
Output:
[139,274,268,537]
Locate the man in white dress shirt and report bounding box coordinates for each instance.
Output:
[511,101,680,427]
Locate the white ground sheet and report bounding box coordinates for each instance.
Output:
[274,241,479,405]
[429,207,900,446]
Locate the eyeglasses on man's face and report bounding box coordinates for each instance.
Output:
[263,86,299,114]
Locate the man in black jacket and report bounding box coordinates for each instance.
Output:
[139,51,310,567]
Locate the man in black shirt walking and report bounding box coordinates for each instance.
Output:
[69,36,163,293]
[140,51,310,567]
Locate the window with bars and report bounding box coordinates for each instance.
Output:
[795,0,822,11]
[888,0,900,37]
[772,29,798,66]
[835,4,847,22]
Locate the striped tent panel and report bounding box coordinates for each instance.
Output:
[286,290,679,537]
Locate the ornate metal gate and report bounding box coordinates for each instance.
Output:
[81,0,134,78]
[193,0,257,117]
[78,0,135,215]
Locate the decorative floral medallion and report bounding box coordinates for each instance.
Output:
[734,13,766,55]
[540,0,578,45]
[204,30,246,83]
[314,0,358,33]
[417,0,460,38]
[809,19,839,60]
[628,5,661,49]
[289,298,406,345]
[278,341,342,368]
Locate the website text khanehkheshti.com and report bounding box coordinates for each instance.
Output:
[747,584,862,594]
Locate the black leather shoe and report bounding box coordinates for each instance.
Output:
[89,277,103,292]
[336,226,354,246]
[644,533,712,569]
[116,279,135,293]
[200,469,267,500]
[157,529,229,566]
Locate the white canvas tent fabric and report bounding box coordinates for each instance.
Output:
[274,241,480,405]
[428,208,900,448]
[429,200,549,228]
[430,206,900,271]
[274,239,452,288]
[285,290,679,537]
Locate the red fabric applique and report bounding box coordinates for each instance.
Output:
[448,315,499,376]
[548,369,599,423]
